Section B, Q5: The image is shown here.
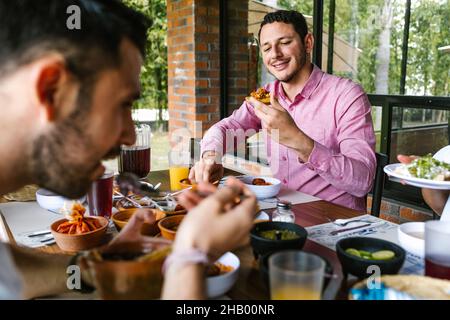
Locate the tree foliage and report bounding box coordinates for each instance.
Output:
[278,0,449,97]
[124,0,168,120]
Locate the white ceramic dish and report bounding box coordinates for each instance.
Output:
[384,163,450,190]
[239,176,281,199]
[397,222,425,258]
[36,189,86,213]
[206,252,240,299]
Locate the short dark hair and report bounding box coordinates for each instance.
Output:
[0,0,151,83]
[258,10,309,44]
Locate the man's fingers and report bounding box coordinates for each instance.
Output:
[269,94,284,112]
[397,154,418,164]
[207,184,241,211]
[188,167,196,180]
[177,191,203,210]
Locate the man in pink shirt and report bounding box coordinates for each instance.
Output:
[190,10,376,211]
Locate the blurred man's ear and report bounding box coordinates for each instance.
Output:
[34,57,71,122]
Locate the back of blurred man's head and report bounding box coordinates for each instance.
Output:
[0,0,150,91]
[0,0,151,198]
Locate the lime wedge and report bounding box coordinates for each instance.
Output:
[345,248,361,257]
[371,250,395,260]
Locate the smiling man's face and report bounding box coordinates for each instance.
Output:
[31,39,142,198]
[259,22,308,83]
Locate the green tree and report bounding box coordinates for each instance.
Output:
[124,0,168,126]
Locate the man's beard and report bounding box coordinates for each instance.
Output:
[30,115,120,199]
[270,50,308,84]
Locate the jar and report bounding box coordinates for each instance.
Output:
[272,200,295,223]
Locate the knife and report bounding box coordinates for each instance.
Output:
[329,223,373,236]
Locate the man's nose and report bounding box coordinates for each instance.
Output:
[270,44,282,59]
[121,116,136,146]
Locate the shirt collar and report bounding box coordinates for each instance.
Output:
[275,64,324,103]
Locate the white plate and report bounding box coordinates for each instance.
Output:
[206,252,240,299]
[384,163,450,190]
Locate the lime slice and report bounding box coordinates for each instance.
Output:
[371,250,395,260]
[345,248,361,257]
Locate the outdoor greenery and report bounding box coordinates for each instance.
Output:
[124,0,168,123]
[278,0,450,97]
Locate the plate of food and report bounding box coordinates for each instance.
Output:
[384,154,450,190]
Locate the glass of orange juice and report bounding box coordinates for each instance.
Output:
[168,151,191,191]
[269,251,325,300]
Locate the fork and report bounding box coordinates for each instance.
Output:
[327,218,373,227]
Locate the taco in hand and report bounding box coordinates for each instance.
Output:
[247,88,271,105]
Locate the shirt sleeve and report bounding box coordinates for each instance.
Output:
[0,242,23,299]
[303,85,377,197]
[201,101,262,157]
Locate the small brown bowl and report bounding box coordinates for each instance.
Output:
[179,178,196,190]
[50,216,108,252]
[112,208,166,236]
[158,215,185,240]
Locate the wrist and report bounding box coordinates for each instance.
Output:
[292,130,314,162]
[162,247,209,275]
[202,150,222,163]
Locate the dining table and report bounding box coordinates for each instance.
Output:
[0,169,369,300]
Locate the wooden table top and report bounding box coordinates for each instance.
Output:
[1,170,367,299]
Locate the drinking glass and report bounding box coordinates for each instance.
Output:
[87,171,114,219]
[169,151,191,191]
[269,251,325,300]
[118,124,151,178]
[425,221,450,280]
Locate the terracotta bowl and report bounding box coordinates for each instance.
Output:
[179,178,197,190]
[112,208,166,236]
[158,214,185,240]
[50,216,108,252]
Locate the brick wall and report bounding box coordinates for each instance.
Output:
[366,195,435,223]
[167,0,221,139]
[167,0,252,139]
[226,1,250,116]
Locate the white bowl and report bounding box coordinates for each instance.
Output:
[240,176,281,199]
[206,252,240,299]
[398,222,425,258]
[36,189,86,213]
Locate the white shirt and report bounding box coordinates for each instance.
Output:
[0,242,22,299]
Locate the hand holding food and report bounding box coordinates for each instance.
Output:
[248,88,271,105]
[174,177,257,261]
[189,151,224,183]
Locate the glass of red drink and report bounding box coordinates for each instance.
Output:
[425,221,450,280]
[118,124,151,179]
[88,171,114,219]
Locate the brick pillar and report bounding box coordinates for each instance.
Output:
[167,0,221,139]
[167,0,251,139]
[226,1,250,116]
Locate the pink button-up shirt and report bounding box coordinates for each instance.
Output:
[201,65,376,211]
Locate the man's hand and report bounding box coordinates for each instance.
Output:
[189,151,224,183]
[174,177,257,261]
[248,95,314,161]
[106,209,171,254]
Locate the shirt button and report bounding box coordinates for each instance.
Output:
[282,156,287,161]
[283,179,288,184]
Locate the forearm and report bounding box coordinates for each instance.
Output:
[162,263,205,300]
[201,103,261,156]
[422,189,449,216]
[301,141,376,197]
[9,245,72,299]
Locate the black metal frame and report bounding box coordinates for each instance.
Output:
[312,0,324,68]
[219,0,228,119]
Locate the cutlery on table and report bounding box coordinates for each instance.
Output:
[329,223,373,236]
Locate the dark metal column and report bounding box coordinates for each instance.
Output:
[400,0,411,95]
[219,0,228,119]
[327,0,335,74]
[313,0,324,69]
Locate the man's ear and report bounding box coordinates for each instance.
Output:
[34,60,67,122]
[304,33,314,56]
